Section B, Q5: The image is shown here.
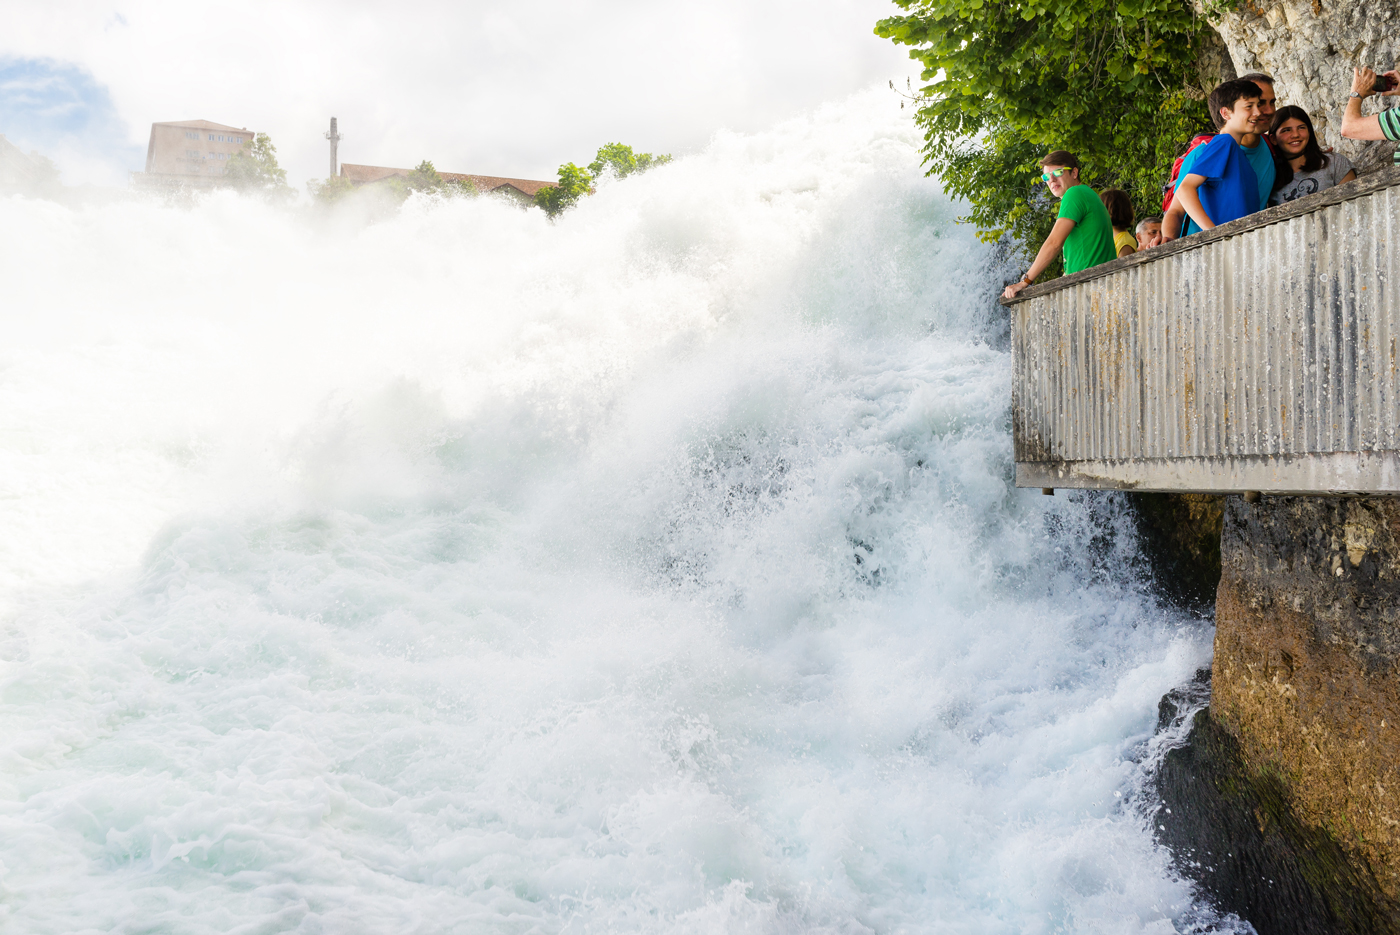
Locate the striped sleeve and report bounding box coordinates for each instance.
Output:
[1379,107,1400,141]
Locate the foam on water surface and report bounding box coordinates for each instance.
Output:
[0,90,1239,933]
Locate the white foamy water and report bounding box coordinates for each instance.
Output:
[0,90,1233,933]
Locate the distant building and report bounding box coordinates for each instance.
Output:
[134,120,255,188]
[339,163,555,206]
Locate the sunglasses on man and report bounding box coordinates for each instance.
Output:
[1041,167,1074,182]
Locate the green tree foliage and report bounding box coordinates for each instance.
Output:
[406,159,444,192]
[535,143,673,218]
[875,0,1213,259]
[307,175,356,204]
[225,133,293,201]
[405,159,474,196]
[587,142,673,181]
[403,160,476,198]
[535,162,593,217]
[310,159,476,206]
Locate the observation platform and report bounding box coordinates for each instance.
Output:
[1002,168,1400,495]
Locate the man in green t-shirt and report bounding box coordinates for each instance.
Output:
[1002,150,1118,301]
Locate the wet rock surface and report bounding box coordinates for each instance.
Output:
[1213,496,1400,905]
[1140,496,1400,931]
[1155,680,1393,934]
[1129,492,1224,611]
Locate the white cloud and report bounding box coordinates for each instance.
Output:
[1,0,918,187]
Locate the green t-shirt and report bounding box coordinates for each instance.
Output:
[1057,184,1117,274]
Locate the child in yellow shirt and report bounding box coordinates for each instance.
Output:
[1100,189,1137,257]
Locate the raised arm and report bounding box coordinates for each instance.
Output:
[1342,67,1400,141]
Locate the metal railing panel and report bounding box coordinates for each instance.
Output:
[1007,169,1400,494]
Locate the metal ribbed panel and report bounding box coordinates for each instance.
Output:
[1011,177,1400,493]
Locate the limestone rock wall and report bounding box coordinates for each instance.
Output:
[1194,24,1239,95]
[1213,495,1400,907]
[1206,2,1399,166]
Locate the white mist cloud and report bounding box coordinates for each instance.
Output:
[0,0,918,188]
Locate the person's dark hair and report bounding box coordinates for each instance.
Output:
[1208,78,1263,126]
[1040,150,1080,169]
[1100,188,1134,230]
[1270,105,1326,175]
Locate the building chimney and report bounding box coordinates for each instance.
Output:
[325,117,341,179]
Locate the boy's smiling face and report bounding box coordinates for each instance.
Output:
[1220,96,1262,136]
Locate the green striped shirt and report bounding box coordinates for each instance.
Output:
[1379,107,1400,141]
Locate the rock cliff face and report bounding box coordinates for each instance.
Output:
[1213,496,1400,911]
[1130,493,1224,608]
[1207,2,1399,167]
[1194,25,1239,94]
[1156,699,1392,934]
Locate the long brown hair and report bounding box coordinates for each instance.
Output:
[1099,188,1134,231]
[1271,105,1326,174]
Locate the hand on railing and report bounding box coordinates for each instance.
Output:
[1003,278,1031,301]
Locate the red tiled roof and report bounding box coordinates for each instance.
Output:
[339,163,555,196]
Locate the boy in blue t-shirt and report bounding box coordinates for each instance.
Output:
[1164,79,1265,240]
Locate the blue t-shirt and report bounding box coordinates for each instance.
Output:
[1240,138,1275,210]
[1175,134,1259,236]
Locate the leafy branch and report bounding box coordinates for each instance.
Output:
[876,0,1213,262]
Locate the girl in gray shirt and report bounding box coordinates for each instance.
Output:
[1270,106,1356,205]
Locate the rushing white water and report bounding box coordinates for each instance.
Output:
[0,89,1237,933]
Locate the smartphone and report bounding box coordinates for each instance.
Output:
[1374,72,1397,92]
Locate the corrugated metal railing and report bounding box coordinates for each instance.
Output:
[1005,168,1400,494]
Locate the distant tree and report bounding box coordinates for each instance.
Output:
[225,133,293,200]
[403,160,477,198]
[406,159,443,192]
[309,159,476,206]
[307,175,356,204]
[441,176,477,197]
[0,139,62,198]
[587,142,673,181]
[535,143,672,218]
[534,162,593,217]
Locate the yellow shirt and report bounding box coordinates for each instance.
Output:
[1114,230,1138,255]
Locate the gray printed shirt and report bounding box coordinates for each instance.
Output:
[1270,153,1354,205]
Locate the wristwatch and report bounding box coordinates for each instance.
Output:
[1021,272,1034,285]
[1351,91,1365,98]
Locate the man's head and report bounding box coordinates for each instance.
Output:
[1136,216,1162,243]
[1039,150,1081,197]
[1239,72,1276,132]
[1208,79,1264,136]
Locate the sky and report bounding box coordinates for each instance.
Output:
[0,0,920,189]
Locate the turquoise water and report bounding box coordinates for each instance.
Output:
[0,90,1237,933]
